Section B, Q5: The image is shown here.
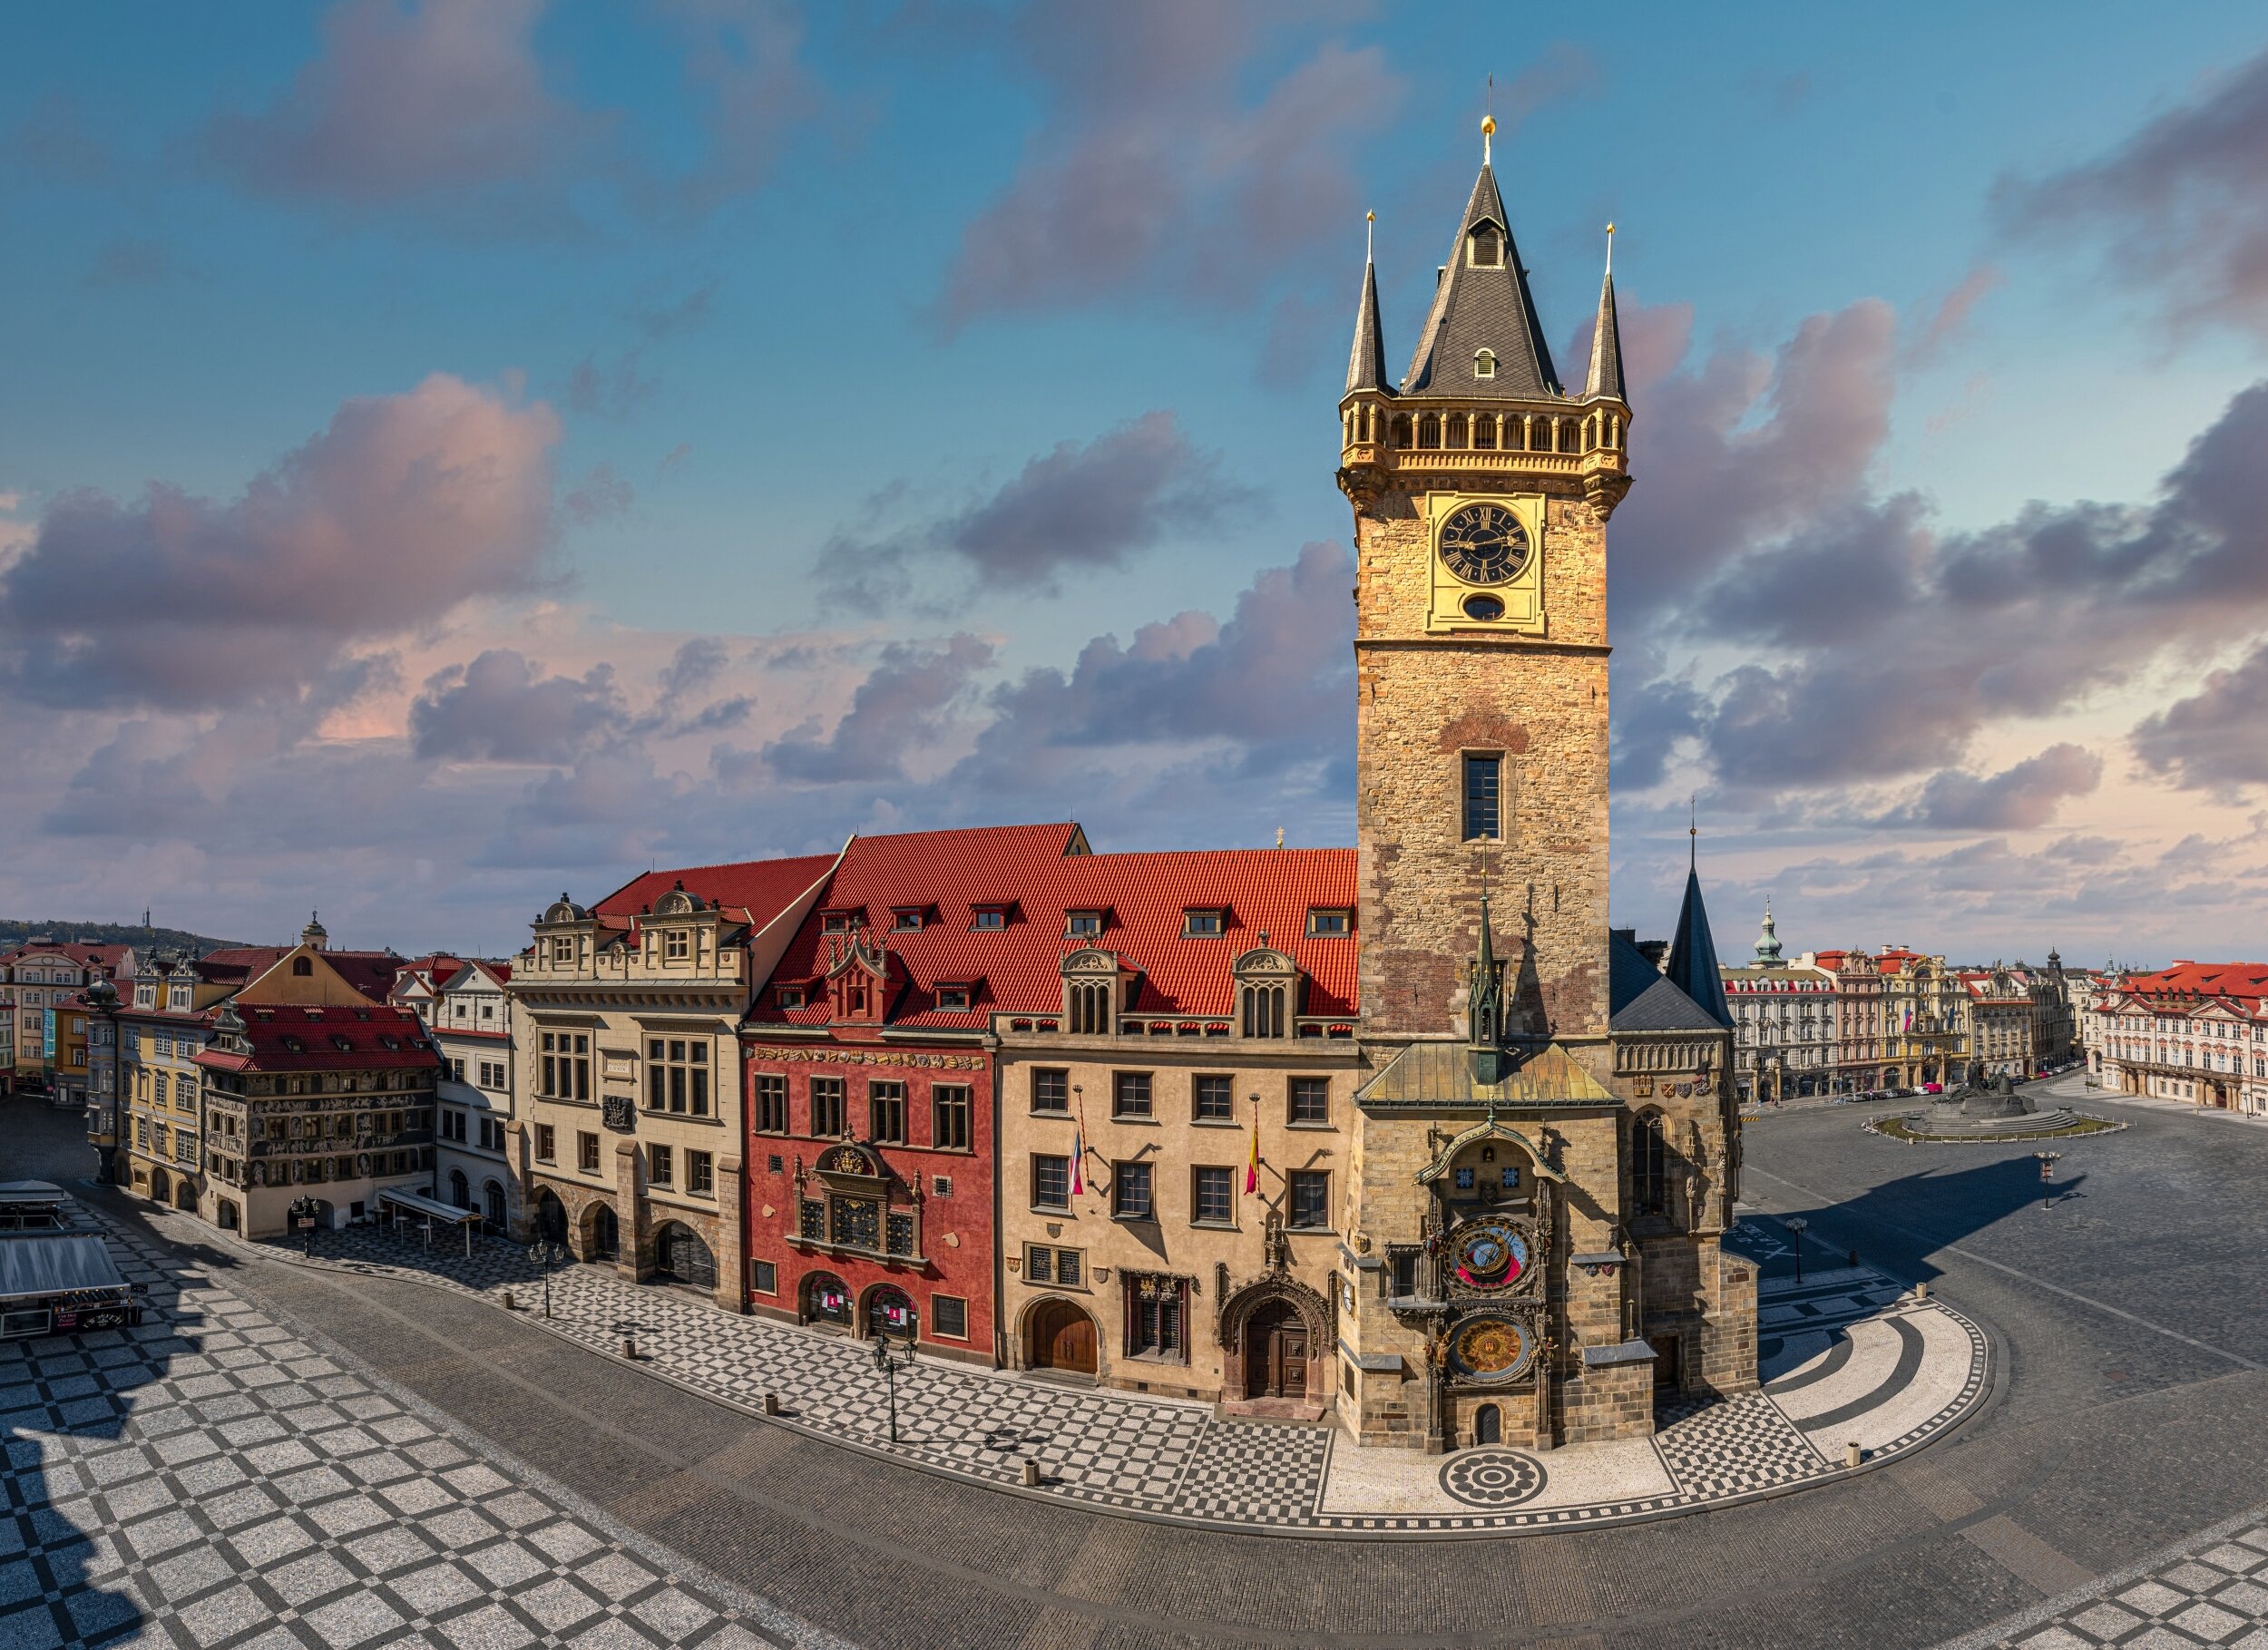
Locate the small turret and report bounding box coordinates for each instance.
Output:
[1468,892,1509,1084]
[1583,224,1627,405]
[1754,899,1784,967]
[300,911,327,952]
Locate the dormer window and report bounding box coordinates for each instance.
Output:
[777,986,806,1010]
[935,984,973,1012]
[1473,348,1497,380]
[821,912,855,934]
[1066,911,1103,938]
[1183,909,1225,939]
[892,909,925,932]
[971,907,1007,931]
[1306,909,1352,937]
[550,937,575,962]
[664,931,689,961]
[1468,226,1502,268]
[292,957,313,977]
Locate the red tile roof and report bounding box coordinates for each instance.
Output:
[597,853,841,934]
[749,825,1356,1030]
[193,948,291,988]
[195,1003,440,1073]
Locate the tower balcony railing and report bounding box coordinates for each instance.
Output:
[1338,399,1628,481]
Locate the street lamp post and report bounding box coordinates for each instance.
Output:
[288,1196,321,1259]
[1784,1215,1809,1284]
[528,1236,569,1319]
[2033,1151,2062,1211]
[871,1328,916,1445]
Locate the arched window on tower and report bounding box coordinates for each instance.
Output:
[1503,415,1525,452]
[1446,414,1467,448]
[1632,1110,1669,1216]
[1242,984,1286,1039]
[1391,414,1412,448]
[1474,347,1497,381]
[1418,415,1442,449]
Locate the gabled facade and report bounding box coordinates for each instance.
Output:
[510,850,839,1310]
[425,959,517,1227]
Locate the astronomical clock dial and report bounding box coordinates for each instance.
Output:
[1452,1219,1530,1291]
[1449,1313,1538,1384]
[1437,502,1530,586]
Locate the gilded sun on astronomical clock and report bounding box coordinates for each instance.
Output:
[1449,1314,1537,1384]
[1438,503,1530,585]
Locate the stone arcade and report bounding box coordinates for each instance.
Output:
[1334,126,1755,1450]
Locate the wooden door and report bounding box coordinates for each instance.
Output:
[1033,1301,1097,1374]
[1245,1303,1308,1398]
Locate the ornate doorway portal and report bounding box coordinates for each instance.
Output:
[1245,1301,1309,1400]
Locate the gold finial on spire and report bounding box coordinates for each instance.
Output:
[1605,221,1616,276]
[1482,73,1495,163]
[1365,209,1374,260]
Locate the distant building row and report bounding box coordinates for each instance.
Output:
[2083,962,2268,1115]
[1695,903,2077,1102]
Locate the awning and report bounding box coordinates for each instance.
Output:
[377,1187,482,1225]
[0,1235,127,1302]
[0,1181,65,1206]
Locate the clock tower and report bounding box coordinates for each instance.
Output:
[1338,137,1628,1050]
[1334,127,1750,1454]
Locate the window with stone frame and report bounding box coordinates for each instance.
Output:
[809,1076,846,1137]
[1289,1077,1330,1125]
[1194,1073,1236,1122]
[1462,753,1503,841]
[1031,1068,1070,1113]
[1112,1160,1153,1220]
[687,1149,713,1196]
[540,1030,590,1099]
[1031,1153,1070,1210]
[931,1295,969,1340]
[1287,1169,1330,1229]
[1125,1274,1187,1361]
[534,1124,556,1162]
[646,1038,709,1116]
[755,1074,788,1134]
[1112,1070,1152,1119]
[577,1131,600,1173]
[931,1085,972,1152]
[869,1081,906,1144]
[649,1143,674,1186]
[1192,1165,1235,1225]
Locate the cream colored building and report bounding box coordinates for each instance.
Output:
[510,858,836,1310]
[997,958,1363,1413]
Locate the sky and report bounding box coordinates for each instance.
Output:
[5,0,2268,967]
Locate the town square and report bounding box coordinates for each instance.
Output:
[5,4,2268,1646]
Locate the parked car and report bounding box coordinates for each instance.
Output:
[1921,1081,1944,1094]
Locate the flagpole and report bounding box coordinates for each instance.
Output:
[1070,1084,1087,1198]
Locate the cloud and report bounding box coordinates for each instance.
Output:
[931,2,1403,329]
[650,0,821,218]
[761,634,995,784]
[563,463,634,523]
[410,650,626,764]
[1879,744,2105,830]
[0,374,560,708]
[2130,639,2268,796]
[1906,265,2002,364]
[818,411,1245,606]
[205,0,607,228]
[1999,44,2268,337]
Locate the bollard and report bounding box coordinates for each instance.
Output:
[761,1391,780,1417]
[1845,1442,1862,1469]
[1915,1281,1930,1300]
[503,1290,515,1312]
[1021,1459,1042,1488]
[622,1336,637,1360]
[1847,1248,1858,1267]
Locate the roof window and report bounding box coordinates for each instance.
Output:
[820,910,857,934]
[1065,911,1105,939]
[1468,226,1503,268]
[1183,909,1226,938]
[1306,909,1352,937]
[776,986,806,1010]
[970,906,1008,931]
[935,984,973,1011]
[892,908,928,932]
[1474,348,1497,380]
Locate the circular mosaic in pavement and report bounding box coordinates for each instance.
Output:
[1438,1449,1549,1508]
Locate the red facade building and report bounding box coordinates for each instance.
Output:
[740,824,1087,1365]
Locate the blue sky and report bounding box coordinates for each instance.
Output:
[4,0,2267,964]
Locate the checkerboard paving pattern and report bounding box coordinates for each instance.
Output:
[114,1201,1989,1538]
[1,1216,843,1649]
[1652,1390,1831,1499]
[1171,1422,1332,1524]
[1962,1517,2268,1647]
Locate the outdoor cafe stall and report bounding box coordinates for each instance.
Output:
[377,1186,484,1257]
[0,1233,141,1339]
[0,1181,71,1233]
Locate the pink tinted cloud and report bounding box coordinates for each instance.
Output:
[0,374,560,708]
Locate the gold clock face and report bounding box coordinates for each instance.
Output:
[1439,503,1530,586]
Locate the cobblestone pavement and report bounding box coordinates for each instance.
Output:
[121,1199,1988,1537]
[2,1206,844,1650]
[1945,1507,2268,1648]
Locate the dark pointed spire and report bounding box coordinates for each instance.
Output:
[1584,224,1626,404]
[1401,125,1561,398]
[1469,879,1510,1084]
[1666,830,1733,1030]
[1344,212,1388,396]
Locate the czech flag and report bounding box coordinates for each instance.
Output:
[1245,1114,1259,1196]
